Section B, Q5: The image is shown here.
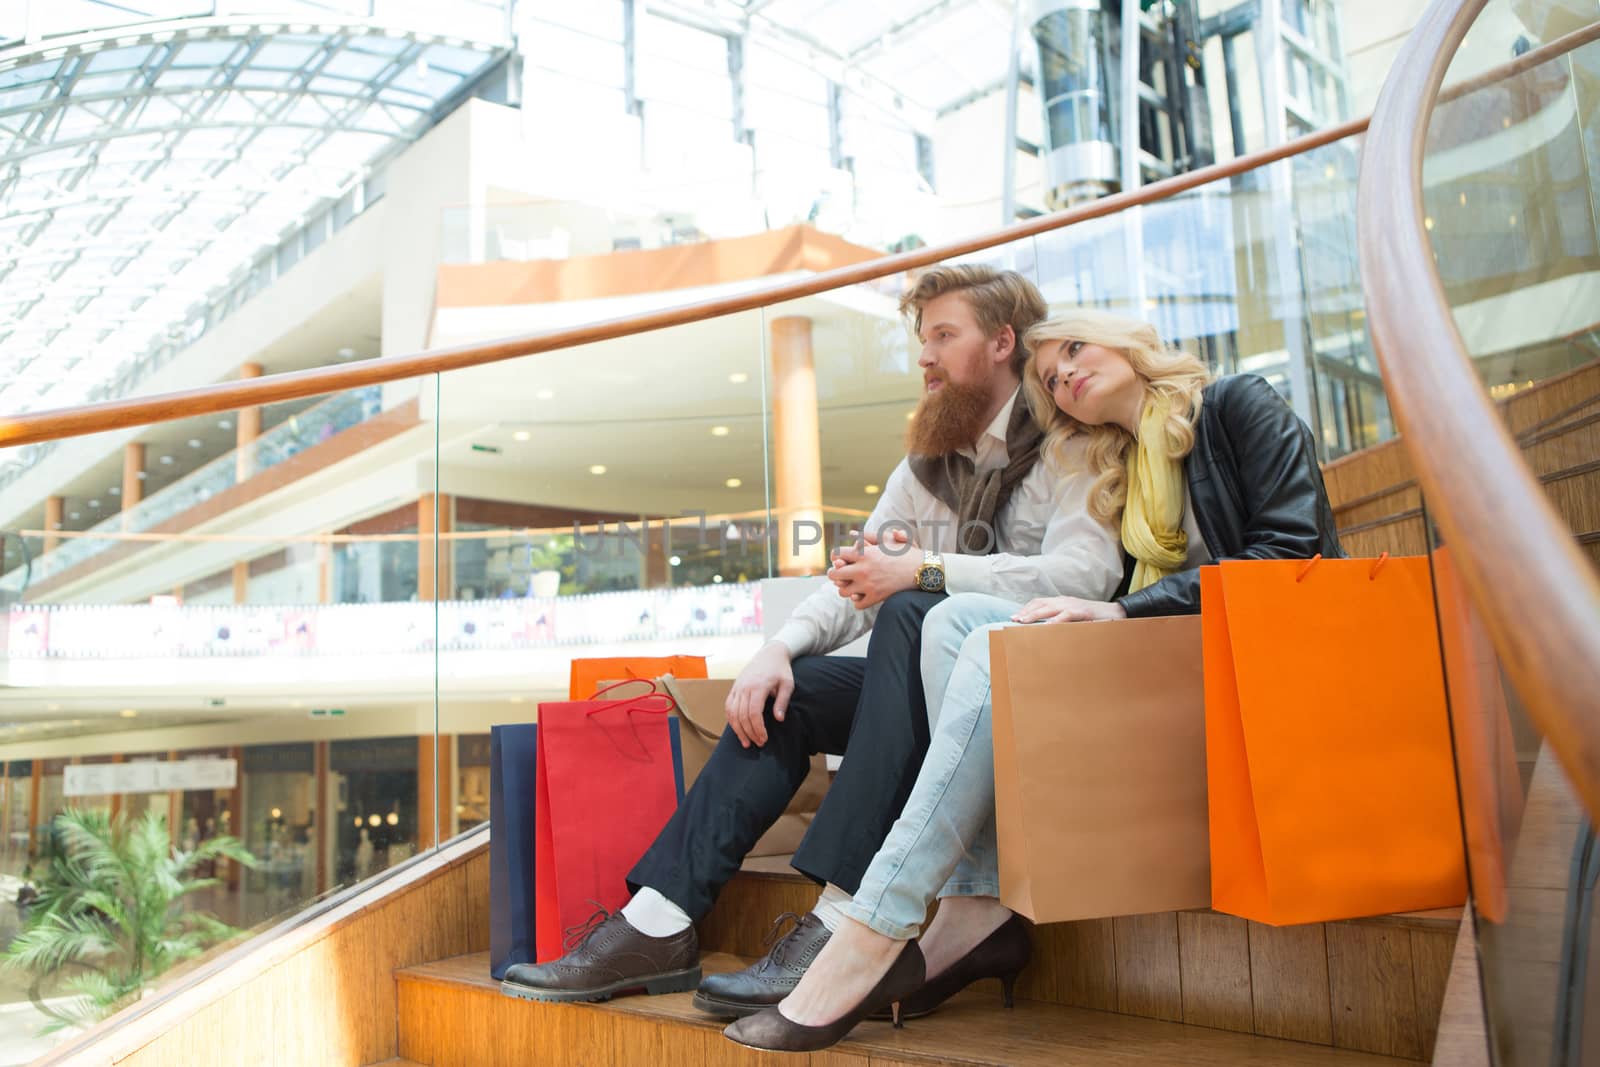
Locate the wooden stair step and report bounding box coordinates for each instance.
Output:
[702,858,1458,1060]
[395,951,1416,1066]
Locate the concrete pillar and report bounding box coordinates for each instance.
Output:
[417,493,453,601]
[236,362,263,483]
[770,316,825,576]
[121,442,145,530]
[316,540,332,604]
[43,495,62,554]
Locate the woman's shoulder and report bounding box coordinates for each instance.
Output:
[1202,373,1281,405]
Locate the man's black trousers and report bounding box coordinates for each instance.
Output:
[627,590,943,920]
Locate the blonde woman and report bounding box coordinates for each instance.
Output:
[725,309,1344,1052]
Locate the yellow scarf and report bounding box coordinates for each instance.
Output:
[1121,395,1188,592]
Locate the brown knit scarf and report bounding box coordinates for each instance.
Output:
[908,393,1044,554]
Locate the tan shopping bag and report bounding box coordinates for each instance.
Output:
[991,616,1210,922]
[605,675,830,857]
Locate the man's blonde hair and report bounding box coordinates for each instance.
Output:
[1021,309,1210,524]
[899,265,1048,375]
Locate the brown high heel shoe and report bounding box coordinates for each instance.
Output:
[873,912,1031,1021]
[722,940,926,1053]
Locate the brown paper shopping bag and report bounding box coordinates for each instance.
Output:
[991,616,1210,923]
[603,675,830,857]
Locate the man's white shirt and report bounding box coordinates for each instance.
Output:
[771,388,1124,658]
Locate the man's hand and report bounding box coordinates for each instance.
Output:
[724,640,794,748]
[830,528,919,609]
[1011,596,1128,624]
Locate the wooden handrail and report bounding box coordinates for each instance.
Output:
[1358,2,1600,822]
[1,20,1596,451]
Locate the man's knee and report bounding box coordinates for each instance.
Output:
[875,590,945,637]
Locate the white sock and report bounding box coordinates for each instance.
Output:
[810,883,854,933]
[621,886,693,937]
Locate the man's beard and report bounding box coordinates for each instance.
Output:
[906,375,995,456]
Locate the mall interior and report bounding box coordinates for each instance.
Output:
[0,0,1596,1064]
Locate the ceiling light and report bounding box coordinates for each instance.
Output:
[353,817,362,828]
[1458,193,1467,207]
[513,430,530,441]
[536,389,554,400]
[864,484,881,494]
[712,574,724,583]
[368,813,382,827]
[89,499,100,508]
[589,465,607,475]
[669,555,681,566]
[725,477,742,488]
[386,812,400,826]
[119,708,138,718]
[109,487,120,495]
[270,807,282,819]
[69,511,79,520]
[218,419,233,430]
[711,426,730,436]
[188,439,202,448]
[728,372,749,384]
[1423,217,1434,231]
[336,347,356,360]
[1508,213,1517,226]
[159,455,174,465]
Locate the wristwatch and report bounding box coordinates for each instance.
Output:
[915,550,946,593]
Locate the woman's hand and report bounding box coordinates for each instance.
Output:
[1011,596,1128,624]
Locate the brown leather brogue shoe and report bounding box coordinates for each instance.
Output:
[692,912,831,1018]
[501,910,700,1003]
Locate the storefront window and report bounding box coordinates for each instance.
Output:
[330,737,418,883]
[456,735,490,833]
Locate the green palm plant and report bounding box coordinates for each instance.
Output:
[1,808,257,1033]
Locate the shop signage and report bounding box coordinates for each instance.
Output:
[64,757,237,797]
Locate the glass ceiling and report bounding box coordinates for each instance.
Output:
[0,1,510,417]
[664,0,1017,116]
[0,0,1010,422]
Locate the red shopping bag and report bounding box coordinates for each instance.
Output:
[534,682,686,962]
[568,656,707,700]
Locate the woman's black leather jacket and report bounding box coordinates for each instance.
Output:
[1117,373,1345,618]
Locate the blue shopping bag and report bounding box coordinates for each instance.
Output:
[488,723,539,979]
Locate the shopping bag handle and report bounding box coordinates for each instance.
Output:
[585,688,679,717]
[588,678,658,700]
[1369,551,1390,580]
[1295,554,1323,582]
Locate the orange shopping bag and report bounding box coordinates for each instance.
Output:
[1202,556,1467,925]
[568,656,708,700]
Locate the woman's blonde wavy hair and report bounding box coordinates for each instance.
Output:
[1021,309,1210,525]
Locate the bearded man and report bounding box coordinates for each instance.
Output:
[502,265,1122,1014]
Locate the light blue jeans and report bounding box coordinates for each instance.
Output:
[839,593,1021,940]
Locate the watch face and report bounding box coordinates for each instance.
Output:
[917,568,941,592]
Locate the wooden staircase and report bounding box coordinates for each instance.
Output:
[380,856,1456,1066]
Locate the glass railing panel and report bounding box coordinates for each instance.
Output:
[1422,10,1600,1063]
[0,388,442,1055]
[761,267,919,578]
[433,311,770,829]
[1426,27,1600,396]
[1030,144,1380,458]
